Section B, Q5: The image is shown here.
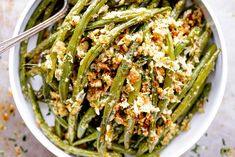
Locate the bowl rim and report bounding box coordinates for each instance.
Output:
[9,0,227,157]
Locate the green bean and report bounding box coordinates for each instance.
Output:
[144,83,212,156]
[148,64,173,152]
[20,0,52,94]
[77,108,97,139]
[147,110,159,150]
[107,0,136,7]
[42,79,51,100]
[20,53,27,94]
[127,74,142,104]
[47,0,89,84]
[168,44,217,110]
[110,143,137,155]
[26,66,44,77]
[172,48,220,122]
[108,152,123,157]
[118,133,124,144]
[153,27,202,137]
[148,0,161,9]
[72,7,171,115]
[97,42,140,154]
[137,140,149,156]
[171,0,186,20]
[69,0,77,6]
[176,81,207,120]
[87,8,163,30]
[177,83,212,123]
[25,65,53,101]
[140,0,152,7]
[55,117,68,130]
[174,26,201,56]
[37,0,58,44]
[27,84,100,157]
[102,45,141,144]
[27,0,53,29]
[142,25,160,152]
[73,131,98,146]
[154,6,191,117]
[93,142,124,157]
[87,126,97,134]
[68,113,78,144]
[157,72,172,110]
[198,27,212,57]
[25,32,58,59]
[41,51,51,99]
[124,119,135,148]
[60,0,90,41]
[148,63,158,148]
[28,84,44,124]
[20,1,219,156]
[59,0,107,101]
[190,83,211,114]
[66,1,108,141]
[55,118,63,138]
[123,72,142,149]
[134,136,145,149]
[48,104,68,129]
[161,0,170,7]
[188,27,212,64]
[26,66,58,91]
[141,148,161,157]
[148,28,198,153]
[68,73,88,143]
[124,69,142,149]
[113,129,124,141]
[123,26,148,149]
[101,12,160,151]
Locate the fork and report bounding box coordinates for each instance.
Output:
[0,0,68,55]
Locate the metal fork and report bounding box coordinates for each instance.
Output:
[0,0,68,55]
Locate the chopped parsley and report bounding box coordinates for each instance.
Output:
[46,108,51,116]
[0,150,4,155]
[222,138,226,146]
[22,135,27,142]
[220,138,234,156]
[8,137,16,142]
[220,147,233,156]
[20,146,28,153]
[191,144,200,157]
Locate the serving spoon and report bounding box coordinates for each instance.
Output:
[0,0,68,55]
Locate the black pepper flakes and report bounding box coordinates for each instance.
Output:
[22,135,27,142]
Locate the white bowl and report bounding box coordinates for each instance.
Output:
[9,1,227,157]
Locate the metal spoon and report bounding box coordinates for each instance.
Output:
[0,0,68,55]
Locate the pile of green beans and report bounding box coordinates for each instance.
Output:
[20,0,220,156]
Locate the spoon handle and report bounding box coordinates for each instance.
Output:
[0,0,68,55]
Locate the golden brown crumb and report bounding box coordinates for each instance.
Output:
[137,46,143,55]
[122,44,128,52]
[97,62,110,71]
[141,81,151,93]
[127,68,140,85]
[8,104,15,114]
[2,112,9,121]
[8,88,12,97]
[0,122,5,131]
[50,92,60,100]
[14,146,22,157]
